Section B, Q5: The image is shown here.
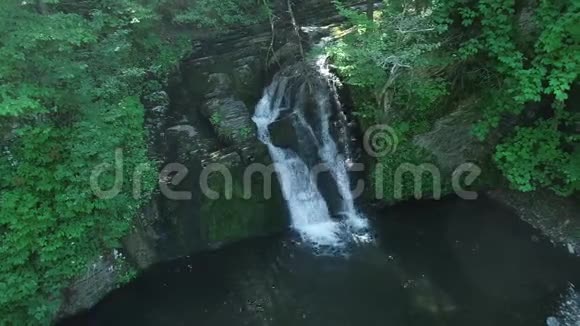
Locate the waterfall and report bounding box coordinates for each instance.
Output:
[252,65,368,247]
[313,74,367,232]
[253,77,341,246]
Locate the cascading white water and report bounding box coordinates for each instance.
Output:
[314,87,368,232]
[311,41,369,233]
[253,66,369,247]
[253,77,342,246]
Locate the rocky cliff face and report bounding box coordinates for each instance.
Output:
[123,0,352,267]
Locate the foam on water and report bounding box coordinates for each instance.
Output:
[546,284,580,326]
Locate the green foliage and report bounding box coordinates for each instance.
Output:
[329,0,579,197]
[328,1,442,91]
[0,99,155,323]
[327,0,450,130]
[327,1,453,200]
[372,129,441,202]
[349,88,381,127]
[171,0,270,29]
[239,127,253,140]
[391,74,449,115]
[443,0,579,194]
[210,112,223,125]
[495,119,578,194]
[446,0,579,141]
[0,0,190,323]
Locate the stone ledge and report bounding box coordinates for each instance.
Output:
[487,189,580,255]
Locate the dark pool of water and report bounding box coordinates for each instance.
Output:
[60,196,580,326]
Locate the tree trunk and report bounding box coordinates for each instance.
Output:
[366,0,374,20]
[287,0,305,59]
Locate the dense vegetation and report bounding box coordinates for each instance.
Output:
[0,0,577,323]
[328,0,579,200]
[0,0,271,323]
[0,1,170,323]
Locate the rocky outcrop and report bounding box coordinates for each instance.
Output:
[118,0,348,266]
[127,103,286,267]
[269,111,301,151]
[57,252,132,319]
[487,189,580,255]
[413,101,489,174]
[201,73,257,145]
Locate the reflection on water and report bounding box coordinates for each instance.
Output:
[60,196,580,326]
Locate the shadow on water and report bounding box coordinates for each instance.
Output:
[60,196,580,326]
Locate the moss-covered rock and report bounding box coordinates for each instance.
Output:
[358,95,502,205]
[200,163,287,245]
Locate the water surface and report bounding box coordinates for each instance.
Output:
[61,197,580,326]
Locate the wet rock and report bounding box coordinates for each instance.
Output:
[206,73,233,99]
[167,124,198,138]
[268,111,300,152]
[203,150,242,168]
[143,90,169,108]
[548,285,580,326]
[165,124,219,163]
[145,95,170,161]
[233,56,262,103]
[316,167,345,218]
[487,189,580,255]
[567,244,576,255]
[123,202,160,269]
[243,142,268,162]
[58,255,129,318]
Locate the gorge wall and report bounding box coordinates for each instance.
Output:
[129,0,352,267]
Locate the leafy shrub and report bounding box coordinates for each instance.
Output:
[495,119,577,194]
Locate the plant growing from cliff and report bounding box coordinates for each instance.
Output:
[239,127,253,140]
[495,119,578,194]
[210,112,223,125]
[372,132,441,202]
